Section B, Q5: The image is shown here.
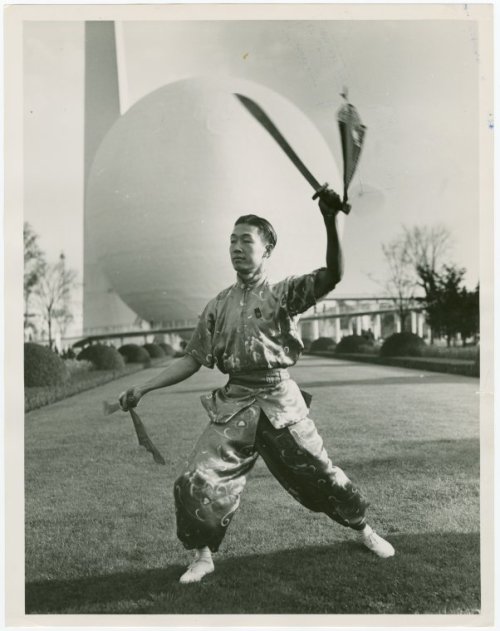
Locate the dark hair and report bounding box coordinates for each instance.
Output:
[235,214,277,249]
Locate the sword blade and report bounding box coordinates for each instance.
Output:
[129,408,166,465]
[234,94,323,192]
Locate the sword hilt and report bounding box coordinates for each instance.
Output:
[103,400,121,415]
[312,182,329,201]
[313,183,351,215]
[126,389,138,409]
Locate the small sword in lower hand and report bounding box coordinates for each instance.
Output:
[102,398,166,466]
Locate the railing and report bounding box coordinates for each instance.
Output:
[72,324,197,348]
[301,306,426,321]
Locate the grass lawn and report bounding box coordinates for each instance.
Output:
[24,356,480,615]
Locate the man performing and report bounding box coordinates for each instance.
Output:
[119,187,395,584]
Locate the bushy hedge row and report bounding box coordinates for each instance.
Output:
[78,344,125,370]
[419,344,479,361]
[25,343,70,387]
[307,334,377,355]
[307,333,427,358]
[64,359,94,379]
[24,339,176,413]
[306,332,478,377]
[118,344,151,365]
[309,337,336,352]
[308,331,479,362]
[25,363,144,412]
[336,334,374,354]
[380,332,425,357]
[143,343,165,359]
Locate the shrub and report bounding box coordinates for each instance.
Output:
[78,344,125,370]
[158,342,176,357]
[310,337,336,352]
[118,344,151,365]
[143,343,165,359]
[25,362,145,412]
[357,344,379,355]
[64,358,93,377]
[335,335,373,354]
[419,344,479,360]
[24,343,70,387]
[380,332,426,357]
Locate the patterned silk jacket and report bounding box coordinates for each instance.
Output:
[185,267,332,428]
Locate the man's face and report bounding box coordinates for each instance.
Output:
[230,223,270,273]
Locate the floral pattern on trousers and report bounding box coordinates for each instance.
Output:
[174,408,369,552]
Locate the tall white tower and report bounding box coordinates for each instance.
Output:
[83,22,140,335]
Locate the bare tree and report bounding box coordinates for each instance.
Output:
[24,222,46,331]
[35,253,78,349]
[380,224,453,340]
[54,306,74,341]
[403,225,452,287]
[381,238,416,330]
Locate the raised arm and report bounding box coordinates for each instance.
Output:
[314,188,345,296]
[119,353,201,411]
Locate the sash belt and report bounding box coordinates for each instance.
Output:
[227,368,290,388]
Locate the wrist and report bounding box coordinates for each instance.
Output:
[138,384,150,397]
[322,212,339,227]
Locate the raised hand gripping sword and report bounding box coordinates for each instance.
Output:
[234,92,366,215]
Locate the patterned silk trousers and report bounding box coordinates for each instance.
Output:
[174,407,369,552]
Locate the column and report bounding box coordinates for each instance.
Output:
[356,316,363,335]
[373,313,381,340]
[311,319,320,340]
[417,313,424,338]
[334,315,341,343]
[411,311,417,334]
[300,319,320,341]
[395,313,401,333]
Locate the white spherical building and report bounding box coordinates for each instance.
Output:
[85,76,342,324]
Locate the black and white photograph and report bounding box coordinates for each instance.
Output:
[4,3,494,626]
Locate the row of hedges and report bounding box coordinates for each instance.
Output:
[379,332,426,357]
[24,340,180,412]
[306,332,479,377]
[418,344,479,361]
[81,342,177,370]
[309,332,477,359]
[25,342,178,388]
[309,334,380,355]
[24,362,145,412]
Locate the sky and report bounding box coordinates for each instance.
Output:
[23,17,484,332]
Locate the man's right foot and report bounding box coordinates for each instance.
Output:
[179,556,214,584]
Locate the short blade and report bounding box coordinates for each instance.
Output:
[337,101,366,200]
[130,408,166,465]
[235,93,322,192]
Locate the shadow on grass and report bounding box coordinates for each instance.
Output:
[341,437,480,477]
[26,532,480,615]
[233,437,479,487]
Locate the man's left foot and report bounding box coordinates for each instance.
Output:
[358,527,395,558]
[179,557,214,584]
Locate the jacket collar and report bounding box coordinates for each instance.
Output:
[235,270,268,290]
